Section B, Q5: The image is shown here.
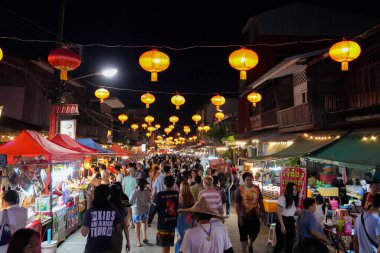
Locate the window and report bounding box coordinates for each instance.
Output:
[302,92,308,104]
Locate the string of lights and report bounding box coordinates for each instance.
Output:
[0,36,337,50]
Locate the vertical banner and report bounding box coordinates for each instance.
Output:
[280,167,307,208]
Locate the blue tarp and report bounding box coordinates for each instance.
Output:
[76,138,115,154]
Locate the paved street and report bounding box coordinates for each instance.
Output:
[57,203,274,253]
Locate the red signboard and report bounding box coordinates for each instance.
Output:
[280,167,307,207]
[209,158,226,172]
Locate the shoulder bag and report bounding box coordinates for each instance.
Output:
[361,213,379,248]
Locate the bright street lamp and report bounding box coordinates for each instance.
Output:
[68,68,118,81]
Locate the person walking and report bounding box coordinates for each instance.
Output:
[114,165,124,183]
[199,176,223,216]
[81,185,122,253]
[148,175,179,253]
[0,190,27,253]
[235,172,265,253]
[218,165,233,217]
[174,181,196,253]
[100,164,110,185]
[152,164,171,198]
[354,193,380,253]
[190,176,203,201]
[273,182,299,253]
[109,184,130,253]
[129,179,151,247]
[178,197,233,253]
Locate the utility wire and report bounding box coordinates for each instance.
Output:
[0,36,337,50]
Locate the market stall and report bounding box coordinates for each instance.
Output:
[109,143,133,164]
[51,134,98,230]
[0,130,83,243]
[77,138,115,169]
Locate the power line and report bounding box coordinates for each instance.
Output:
[0,36,337,50]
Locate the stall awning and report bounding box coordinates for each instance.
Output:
[77,138,115,154]
[309,129,380,170]
[272,131,344,158]
[0,130,83,163]
[52,134,98,154]
[109,144,133,156]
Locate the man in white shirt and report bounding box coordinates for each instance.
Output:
[100,164,110,185]
[114,165,124,183]
[0,190,27,253]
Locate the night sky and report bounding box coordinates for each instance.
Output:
[0,0,378,126]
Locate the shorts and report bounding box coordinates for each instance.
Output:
[132,212,148,223]
[156,229,175,247]
[238,216,260,242]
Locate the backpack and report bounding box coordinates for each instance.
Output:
[0,210,12,246]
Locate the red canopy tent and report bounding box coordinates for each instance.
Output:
[51,134,98,154]
[109,143,133,157]
[0,130,83,164]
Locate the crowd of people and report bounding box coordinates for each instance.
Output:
[1,154,380,253]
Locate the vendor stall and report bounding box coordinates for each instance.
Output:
[77,138,115,169]
[0,130,83,243]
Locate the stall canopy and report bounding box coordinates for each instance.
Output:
[309,129,380,170]
[52,134,98,154]
[0,130,83,164]
[271,131,345,158]
[76,138,115,154]
[109,144,132,156]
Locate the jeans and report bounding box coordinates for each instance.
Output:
[225,189,231,215]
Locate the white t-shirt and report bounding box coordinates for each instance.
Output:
[180,222,232,253]
[314,204,325,224]
[115,173,123,183]
[0,205,28,253]
[277,195,296,217]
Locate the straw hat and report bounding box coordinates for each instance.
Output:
[178,197,225,219]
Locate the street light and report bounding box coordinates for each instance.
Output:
[0,106,3,117]
[68,68,118,81]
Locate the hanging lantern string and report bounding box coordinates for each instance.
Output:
[0,36,337,50]
[85,80,240,96]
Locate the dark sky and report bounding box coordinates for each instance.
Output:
[0,0,378,127]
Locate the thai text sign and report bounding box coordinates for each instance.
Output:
[280,167,307,201]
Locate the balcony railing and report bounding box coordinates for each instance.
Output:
[277,103,312,128]
[261,109,278,126]
[250,115,261,130]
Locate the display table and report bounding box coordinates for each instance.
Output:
[317,187,339,197]
[346,193,363,200]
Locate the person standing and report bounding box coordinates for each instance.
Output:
[353,193,380,253]
[362,181,379,211]
[114,165,124,183]
[0,190,27,253]
[148,175,179,253]
[100,164,110,185]
[122,166,137,199]
[174,181,195,253]
[109,184,130,253]
[81,185,122,253]
[235,172,265,253]
[273,182,299,253]
[199,176,223,216]
[178,197,233,253]
[129,179,151,247]
[190,176,203,201]
[297,198,329,244]
[6,228,40,253]
[218,165,233,217]
[152,165,171,198]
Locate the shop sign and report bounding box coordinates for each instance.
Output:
[280,167,307,202]
[60,119,76,139]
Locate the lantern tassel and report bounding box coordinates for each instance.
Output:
[240,70,247,80]
[60,70,68,80]
[176,105,179,110]
[253,102,256,107]
[341,62,348,71]
[100,99,104,103]
[151,72,158,82]
[146,104,149,108]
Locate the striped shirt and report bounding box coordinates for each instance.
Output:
[198,188,223,214]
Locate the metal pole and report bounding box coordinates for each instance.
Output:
[49,163,53,230]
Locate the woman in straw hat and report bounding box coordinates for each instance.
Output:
[178,197,233,253]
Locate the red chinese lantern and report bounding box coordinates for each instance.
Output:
[48,46,81,80]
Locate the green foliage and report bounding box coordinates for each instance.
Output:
[222,148,233,159]
[206,124,235,141]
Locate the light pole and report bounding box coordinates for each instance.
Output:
[68,68,118,82]
[49,68,118,139]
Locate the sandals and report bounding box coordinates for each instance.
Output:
[143,239,149,244]
[136,242,143,247]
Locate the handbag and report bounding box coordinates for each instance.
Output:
[361,213,379,248]
[0,210,12,246]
